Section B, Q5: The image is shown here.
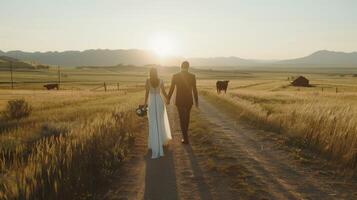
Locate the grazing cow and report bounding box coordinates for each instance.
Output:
[216,80,229,94]
[44,83,59,90]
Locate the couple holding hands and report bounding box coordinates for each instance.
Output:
[143,61,198,159]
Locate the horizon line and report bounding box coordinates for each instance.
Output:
[1,48,357,61]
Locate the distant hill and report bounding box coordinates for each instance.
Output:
[0,49,356,68]
[278,50,357,67]
[0,55,19,63]
[0,55,36,70]
[0,49,260,67]
[188,57,258,67]
[0,49,163,67]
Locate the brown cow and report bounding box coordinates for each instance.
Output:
[44,83,59,90]
[216,80,229,94]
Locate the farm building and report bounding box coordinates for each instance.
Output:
[291,76,309,87]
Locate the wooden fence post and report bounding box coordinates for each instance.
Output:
[57,66,61,90]
[104,82,107,92]
[321,87,323,92]
[10,61,14,89]
[117,83,120,91]
[336,87,338,93]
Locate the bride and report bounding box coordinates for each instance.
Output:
[144,68,172,159]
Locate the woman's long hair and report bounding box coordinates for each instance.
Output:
[149,68,159,88]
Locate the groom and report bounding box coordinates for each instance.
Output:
[168,61,198,144]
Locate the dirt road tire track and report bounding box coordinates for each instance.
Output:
[198,96,357,200]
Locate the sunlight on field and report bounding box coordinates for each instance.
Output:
[1,66,357,198]
[201,83,357,168]
[0,89,145,199]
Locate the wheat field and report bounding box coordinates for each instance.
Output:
[0,66,357,199]
[0,89,145,199]
[200,75,357,169]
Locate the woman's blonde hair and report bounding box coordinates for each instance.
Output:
[149,68,159,88]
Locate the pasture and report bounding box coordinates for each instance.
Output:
[0,65,357,199]
[2,65,357,91]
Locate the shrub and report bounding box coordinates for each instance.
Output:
[3,99,32,120]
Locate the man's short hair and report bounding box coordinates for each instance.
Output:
[181,61,190,69]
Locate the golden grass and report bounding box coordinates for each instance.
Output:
[1,67,356,198]
[201,89,357,169]
[0,90,145,199]
[189,110,270,199]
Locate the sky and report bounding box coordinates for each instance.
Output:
[1,0,357,59]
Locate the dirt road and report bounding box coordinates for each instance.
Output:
[102,104,214,200]
[197,97,357,199]
[102,96,357,200]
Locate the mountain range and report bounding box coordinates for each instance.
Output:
[0,49,356,68]
[278,50,357,66]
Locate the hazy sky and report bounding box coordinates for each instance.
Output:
[1,0,357,59]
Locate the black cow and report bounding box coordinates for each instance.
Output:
[44,83,59,90]
[216,80,229,94]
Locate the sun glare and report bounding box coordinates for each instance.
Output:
[149,33,176,57]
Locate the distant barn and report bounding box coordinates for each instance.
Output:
[291,76,309,87]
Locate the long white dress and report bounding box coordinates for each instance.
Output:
[147,79,172,159]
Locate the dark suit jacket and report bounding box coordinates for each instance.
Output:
[168,71,198,107]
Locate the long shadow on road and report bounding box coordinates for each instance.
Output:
[144,149,178,200]
[183,144,214,200]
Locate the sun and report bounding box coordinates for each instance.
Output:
[149,33,176,57]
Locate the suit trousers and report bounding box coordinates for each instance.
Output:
[176,105,192,142]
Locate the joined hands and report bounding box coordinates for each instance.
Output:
[165,97,170,105]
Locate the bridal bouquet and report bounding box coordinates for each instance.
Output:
[136,105,147,117]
